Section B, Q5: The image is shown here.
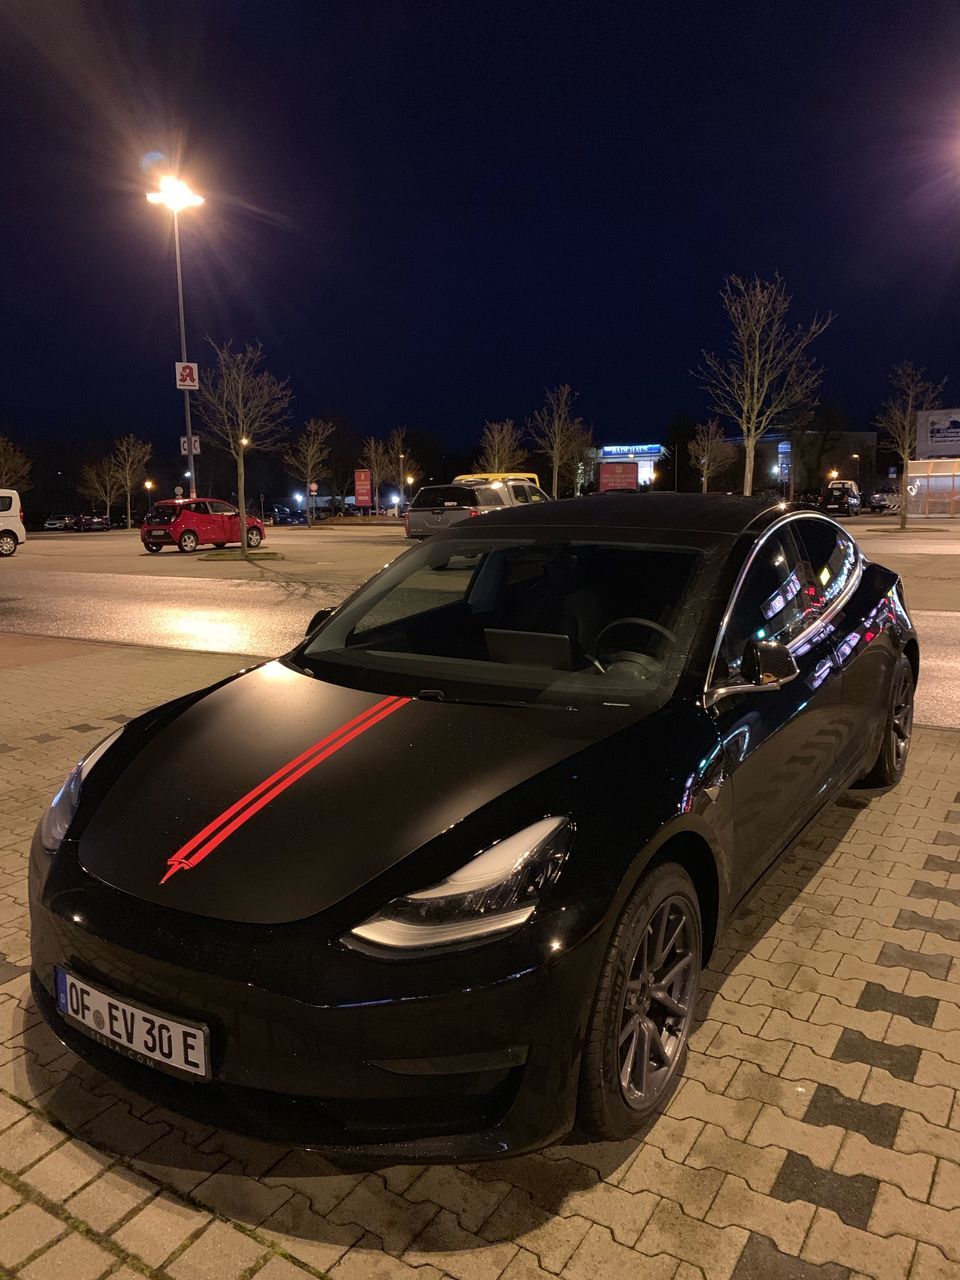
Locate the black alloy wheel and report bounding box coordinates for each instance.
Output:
[859,654,914,788]
[579,862,701,1139]
[178,531,199,553]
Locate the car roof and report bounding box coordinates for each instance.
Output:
[444,492,788,538]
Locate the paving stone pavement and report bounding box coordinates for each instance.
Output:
[0,633,959,1279]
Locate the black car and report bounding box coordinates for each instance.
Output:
[30,495,918,1160]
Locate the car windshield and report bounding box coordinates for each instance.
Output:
[145,506,180,524]
[299,536,707,708]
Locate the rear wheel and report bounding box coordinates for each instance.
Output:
[144,543,163,554]
[213,543,226,549]
[578,862,701,1139]
[0,532,18,557]
[859,654,914,788]
[178,530,199,553]
[246,527,263,548]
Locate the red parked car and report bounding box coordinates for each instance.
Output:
[141,499,265,554]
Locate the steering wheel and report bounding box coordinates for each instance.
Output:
[594,616,677,665]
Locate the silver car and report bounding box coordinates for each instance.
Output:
[404,477,551,539]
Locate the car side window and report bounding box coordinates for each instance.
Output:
[527,486,549,503]
[794,518,857,612]
[478,486,505,506]
[509,483,530,504]
[718,528,807,678]
[185,501,209,515]
[208,501,236,515]
[0,497,11,512]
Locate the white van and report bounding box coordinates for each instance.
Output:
[0,490,26,556]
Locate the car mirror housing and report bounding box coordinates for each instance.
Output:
[305,607,333,635]
[740,639,799,687]
[704,639,799,708]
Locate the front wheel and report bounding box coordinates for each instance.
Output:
[578,862,701,1140]
[246,528,263,548]
[178,531,199,553]
[0,532,18,557]
[144,543,163,554]
[858,654,914,788]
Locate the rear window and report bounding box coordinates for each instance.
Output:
[0,497,12,512]
[411,485,478,509]
[145,506,180,524]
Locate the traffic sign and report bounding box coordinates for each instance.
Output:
[308,481,319,495]
[175,362,199,389]
[174,486,184,497]
[180,436,201,455]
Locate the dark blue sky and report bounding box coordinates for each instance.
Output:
[3,0,960,453]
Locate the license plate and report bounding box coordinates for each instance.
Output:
[55,967,209,1080]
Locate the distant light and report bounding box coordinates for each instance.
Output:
[391,493,400,504]
[240,437,249,446]
[405,474,414,485]
[293,492,303,503]
[828,469,839,480]
[146,175,204,213]
[771,465,779,476]
[183,471,191,478]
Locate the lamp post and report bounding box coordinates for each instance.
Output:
[147,176,204,499]
[144,480,154,510]
[399,451,405,513]
[851,453,861,486]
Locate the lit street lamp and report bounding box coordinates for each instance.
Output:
[144,479,154,509]
[147,175,204,499]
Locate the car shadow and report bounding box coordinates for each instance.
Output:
[21,797,866,1263]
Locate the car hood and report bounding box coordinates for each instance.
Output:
[77,661,622,925]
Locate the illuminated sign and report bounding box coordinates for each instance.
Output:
[599,444,663,457]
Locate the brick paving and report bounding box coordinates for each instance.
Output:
[0,632,958,1278]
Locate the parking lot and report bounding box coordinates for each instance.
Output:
[0,523,958,1279]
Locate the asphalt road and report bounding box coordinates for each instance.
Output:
[3,522,958,726]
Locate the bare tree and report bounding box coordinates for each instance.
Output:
[475,419,526,473]
[529,385,589,497]
[112,434,153,528]
[687,419,736,493]
[78,458,123,518]
[386,427,419,504]
[697,274,833,496]
[876,361,946,530]
[0,435,31,491]
[284,419,334,526]
[196,341,292,553]
[360,436,390,513]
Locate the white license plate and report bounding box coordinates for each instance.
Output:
[55,967,209,1079]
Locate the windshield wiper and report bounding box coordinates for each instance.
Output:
[416,688,569,711]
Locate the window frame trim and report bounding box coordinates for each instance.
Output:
[703,512,862,699]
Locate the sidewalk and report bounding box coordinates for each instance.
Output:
[0,635,958,1280]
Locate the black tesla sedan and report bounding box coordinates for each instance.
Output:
[30,495,918,1160]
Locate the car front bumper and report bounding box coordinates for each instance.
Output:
[29,828,603,1160]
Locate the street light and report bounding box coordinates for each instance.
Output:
[851,452,861,485]
[144,480,154,508]
[147,175,204,499]
[828,469,839,481]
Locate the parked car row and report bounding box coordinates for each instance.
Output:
[42,513,113,531]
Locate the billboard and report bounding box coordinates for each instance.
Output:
[599,461,639,491]
[917,410,960,458]
[354,468,372,507]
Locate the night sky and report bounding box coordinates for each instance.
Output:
[3,0,960,463]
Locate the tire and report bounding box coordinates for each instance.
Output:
[213,543,226,549]
[858,654,914,788]
[578,862,701,1140]
[0,532,18,557]
[145,543,163,554]
[246,528,263,548]
[178,530,199,553]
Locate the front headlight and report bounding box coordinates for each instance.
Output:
[346,816,572,951]
[39,728,123,854]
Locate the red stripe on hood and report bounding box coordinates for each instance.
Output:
[161,695,408,884]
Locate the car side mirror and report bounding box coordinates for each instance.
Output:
[704,638,799,708]
[305,607,333,635]
[740,639,799,687]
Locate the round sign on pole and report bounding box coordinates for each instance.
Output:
[308,481,319,494]
[174,485,184,497]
